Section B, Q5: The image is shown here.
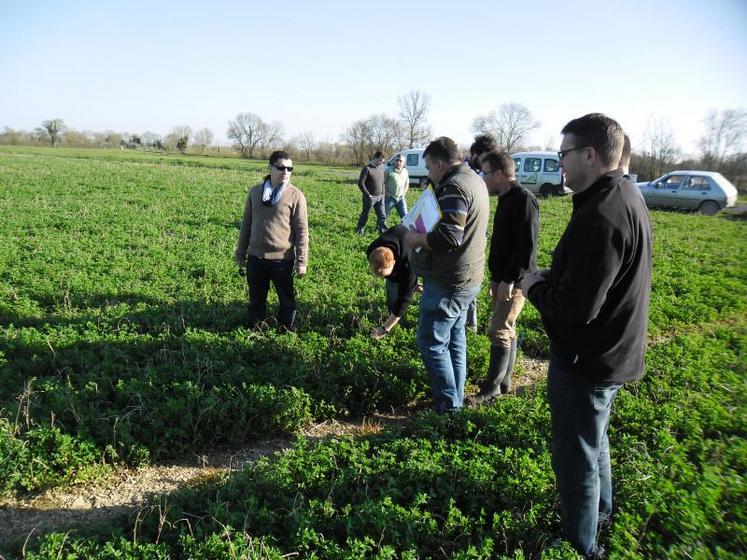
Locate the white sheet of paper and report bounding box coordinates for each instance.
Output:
[402,186,442,233]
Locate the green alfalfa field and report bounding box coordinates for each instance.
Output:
[0,146,745,558]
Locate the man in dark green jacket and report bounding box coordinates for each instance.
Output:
[405,137,490,413]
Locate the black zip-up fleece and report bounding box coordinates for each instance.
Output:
[527,170,652,384]
[488,180,539,284]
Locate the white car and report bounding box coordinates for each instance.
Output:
[636,171,738,215]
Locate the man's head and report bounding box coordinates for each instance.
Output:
[423,136,462,185]
[268,150,292,187]
[369,246,395,277]
[373,150,385,165]
[480,151,515,196]
[619,134,631,175]
[393,153,405,171]
[558,113,624,192]
[469,134,498,169]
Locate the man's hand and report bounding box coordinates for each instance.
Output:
[520,272,545,295]
[296,265,307,278]
[490,281,513,302]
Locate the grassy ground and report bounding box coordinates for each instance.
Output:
[1,147,745,558]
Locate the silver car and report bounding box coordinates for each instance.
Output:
[637,171,738,215]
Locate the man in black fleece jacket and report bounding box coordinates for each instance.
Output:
[522,114,652,559]
[366,224,418,338]
[467,150,538,404]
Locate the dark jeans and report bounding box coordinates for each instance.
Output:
[547,357,621,557]
[246,255,296,330]
[356,193,386,233]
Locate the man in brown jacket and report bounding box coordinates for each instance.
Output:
[235,150,309,332]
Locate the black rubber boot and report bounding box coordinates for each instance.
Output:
[467,344,510,405]
[500,337,517,394]
[277,307,297,333]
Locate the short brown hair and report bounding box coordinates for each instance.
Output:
[369,246,395,275]
[561,113,623,166]
[480,150,515,178]
[423,136,462,164]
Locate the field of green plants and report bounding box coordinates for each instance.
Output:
[1,146,745,558]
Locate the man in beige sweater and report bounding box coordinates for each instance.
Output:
[235,150,309,332]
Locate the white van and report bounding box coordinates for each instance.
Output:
[511,151,571,197]
[386,148,429,187]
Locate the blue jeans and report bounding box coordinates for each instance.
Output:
[547,358,622,557]
[417,282,481,412]
[385,196,408,221]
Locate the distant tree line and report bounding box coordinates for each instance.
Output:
[2,105,745,190]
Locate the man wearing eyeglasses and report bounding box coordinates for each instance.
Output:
[521,114,652,559]
[356,150,387,235]
[235,150,308,332]
[404,136,490,413]
[466,150,538,405]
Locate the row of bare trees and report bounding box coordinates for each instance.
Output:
[0,120,217,155]
[338,90,433,165]
[3,105,745,189]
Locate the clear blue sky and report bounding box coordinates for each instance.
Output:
[2,0,746,155]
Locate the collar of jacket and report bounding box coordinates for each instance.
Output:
[571,169,625,213]
[436,162,469,191]
[499,179,523,200]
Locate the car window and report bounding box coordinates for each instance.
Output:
[524,158,541,172]
[683,176,711,191]
[662,175,686,189]
[406,153,419,167]
[513,158,521,171]
[544,159,559,172]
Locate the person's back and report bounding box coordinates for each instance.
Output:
[366,224,417,337]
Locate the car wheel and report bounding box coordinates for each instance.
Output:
[539,183,553,198]
[419,177,430,188]
[700,201,720,216]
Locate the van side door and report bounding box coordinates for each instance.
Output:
[516,157,541,191]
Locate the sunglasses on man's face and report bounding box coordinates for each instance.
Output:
[272,164,293,172]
